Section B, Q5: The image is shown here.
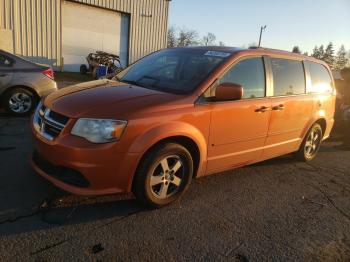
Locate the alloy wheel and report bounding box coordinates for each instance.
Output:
[9,92,32,113]
[149,155,184,199]
[304,128,321,158]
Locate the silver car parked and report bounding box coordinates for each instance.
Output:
[0,50,57,115]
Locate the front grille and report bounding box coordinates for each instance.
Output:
[33,103,69,141]
[33,150,90,188]
[48,110,69,125]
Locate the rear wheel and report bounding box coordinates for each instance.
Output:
[295,123,323,162]
[80,64,88,74]
[132,143,193,208]
[3,87,36,116]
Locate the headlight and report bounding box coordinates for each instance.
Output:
[71,118,127,143]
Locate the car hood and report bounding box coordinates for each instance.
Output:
[44,79,190,119]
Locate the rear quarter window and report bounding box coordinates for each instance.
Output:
[271,58,306,96]
[306,61,333,93]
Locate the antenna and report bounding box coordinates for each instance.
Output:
[258,25,267,47]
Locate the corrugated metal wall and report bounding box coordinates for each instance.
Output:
[0,0,61,66]
[0,0,169,69]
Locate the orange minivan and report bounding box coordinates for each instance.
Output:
[31,47,335,207]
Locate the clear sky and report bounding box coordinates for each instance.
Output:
[169,0,350,53]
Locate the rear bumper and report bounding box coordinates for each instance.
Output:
[37,81,57,97]
[31,126,141,196]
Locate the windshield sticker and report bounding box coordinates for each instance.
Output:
[204,51,230,58]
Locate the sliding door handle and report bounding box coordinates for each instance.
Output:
[272,104,284,111]
[255,106,269,113]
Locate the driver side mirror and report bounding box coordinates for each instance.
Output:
[215,82,244,101]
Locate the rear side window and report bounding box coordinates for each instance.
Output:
[271,58,305,96]
[306,61,333,93]
[218,57,265,99]
[0,54,14,67]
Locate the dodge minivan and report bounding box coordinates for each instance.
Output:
[31,47,335,207]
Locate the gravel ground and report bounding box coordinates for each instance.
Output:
[0,76,349,261]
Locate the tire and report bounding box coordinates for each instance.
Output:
[132,143,193,208]
[295,123,323,162]
[80,64,88,74]
[3,87,37,116]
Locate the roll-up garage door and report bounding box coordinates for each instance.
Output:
[62,1,129,72]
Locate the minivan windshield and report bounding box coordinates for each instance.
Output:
[115,49,231,94]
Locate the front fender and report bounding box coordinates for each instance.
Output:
[127,121,208,185]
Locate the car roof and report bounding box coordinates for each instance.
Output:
[170,46,328,67]
[0,49,50,69]
[177,46,245,53]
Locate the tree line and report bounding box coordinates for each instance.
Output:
[167,27,350,71]
[292,43,349,70]
[167,26,225,48]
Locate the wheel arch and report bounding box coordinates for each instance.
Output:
[127,122,208,192]
[136,135,201,177]
[315,118,327,138]
[0,85,40,102]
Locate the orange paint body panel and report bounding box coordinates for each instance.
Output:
[30,47,336,196]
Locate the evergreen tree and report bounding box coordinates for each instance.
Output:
[334,45,348,70]
[312,46,321,59]
[318,45,325,59]
[292,46,301,54]
[323,42,335,68]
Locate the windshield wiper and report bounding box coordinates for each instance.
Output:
[120,79,146,87]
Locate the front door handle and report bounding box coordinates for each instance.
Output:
[272,104,284,111]
[255,106,269,113]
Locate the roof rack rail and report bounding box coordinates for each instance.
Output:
[249,46,298,53]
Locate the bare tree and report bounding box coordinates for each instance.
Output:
[167,26,177,48]
[177,28,199,47]
[292,46,301,54]
[167,26,227,48]
[202,32,216,46]
[248,42,258,48]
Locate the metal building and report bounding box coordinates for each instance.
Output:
[0,0,170,71]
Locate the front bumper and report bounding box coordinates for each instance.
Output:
[31,124,141,196]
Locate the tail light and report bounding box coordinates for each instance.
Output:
[42,68,54,79]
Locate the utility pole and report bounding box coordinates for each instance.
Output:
[258,25,267,47]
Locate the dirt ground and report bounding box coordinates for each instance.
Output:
[54,72,95,89]
[0,75,349,261]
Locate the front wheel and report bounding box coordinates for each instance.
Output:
[132,143,193,208]
[295,123,323,162]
